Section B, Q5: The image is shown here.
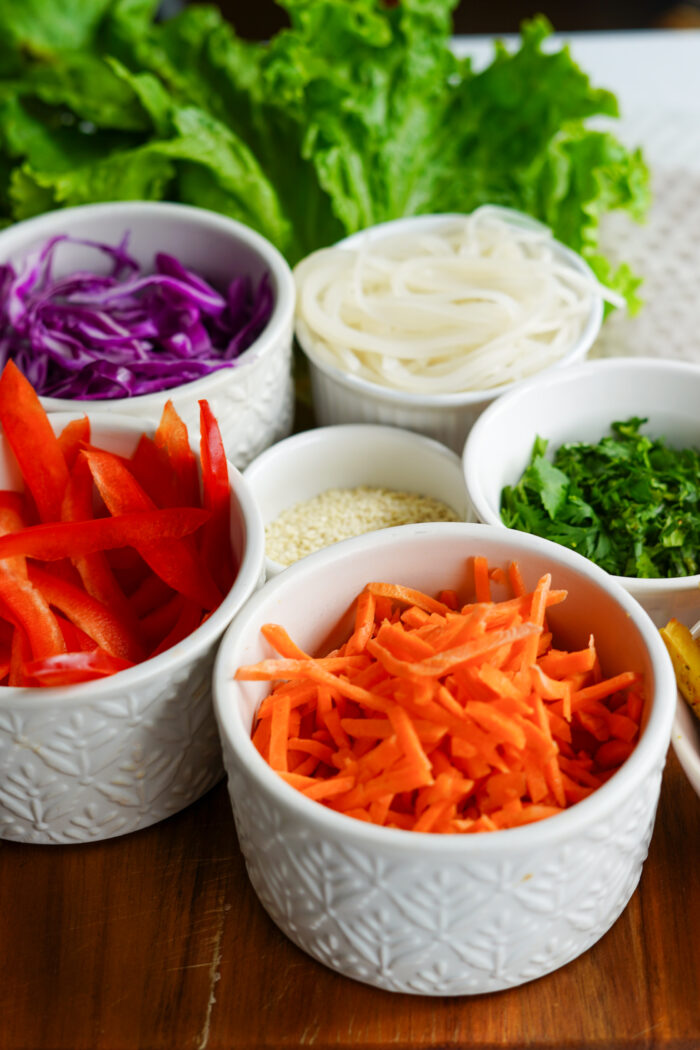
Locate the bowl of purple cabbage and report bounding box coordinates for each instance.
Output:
[0,201,296,469]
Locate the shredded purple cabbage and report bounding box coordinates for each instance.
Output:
[0,234,274,399]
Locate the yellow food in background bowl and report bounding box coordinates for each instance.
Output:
[661,618,700,800]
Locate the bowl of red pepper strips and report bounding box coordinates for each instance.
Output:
[0,200,296,470]
[0,361,265,844]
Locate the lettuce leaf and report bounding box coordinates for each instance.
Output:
[0,0,115,54]
[0,0,650,302]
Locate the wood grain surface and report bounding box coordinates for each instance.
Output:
[1,748,698,1050]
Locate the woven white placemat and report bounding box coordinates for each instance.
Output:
[595,161,700,362]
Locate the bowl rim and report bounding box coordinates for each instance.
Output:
[670,619,700,798]
[0,200,295,410]
[672,690,700,797]
[243,422,470,574]
[463,356,700,596]
[213,520,676,854]
[0,410,266,708]
[295,208,604,409]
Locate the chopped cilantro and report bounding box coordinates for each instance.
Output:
[500,418,700,578]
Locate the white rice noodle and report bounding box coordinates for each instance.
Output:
[293,208,623,394]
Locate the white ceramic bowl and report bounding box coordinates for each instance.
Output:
[464,357,700,628]
[243,423,471,578]
[0,412,265,844]
[213,522,675,995]
[295,211,604,454]
[0,201,296,469]
[671,621,700,799]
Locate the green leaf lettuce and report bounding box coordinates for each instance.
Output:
[0,0,650,300]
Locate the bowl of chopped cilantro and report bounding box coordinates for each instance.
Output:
[463,358,700,628]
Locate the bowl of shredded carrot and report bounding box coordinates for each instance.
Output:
[212,521,675,995]
[0,362,265,844]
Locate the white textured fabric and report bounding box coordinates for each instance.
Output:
[595,166,700,361]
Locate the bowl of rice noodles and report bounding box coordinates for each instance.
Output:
[293,207,618,454]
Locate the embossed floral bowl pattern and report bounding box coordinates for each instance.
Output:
[213,522,676,995]
[0,413,265,845]
[0,201,296,470]
[463,357,700,628]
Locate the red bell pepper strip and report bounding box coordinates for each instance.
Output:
[55,614,97,653]
[106,547,150,595]
[0,360,69,522]
[151,600,203,657]
[0,504,26,532]
[83,448,222,611]
[129,574,175,618]
[0,491,28,518]
[0,617,14,650]
[61,456,138,623]
[0,565,66,660]
[0,505,211,562]
[37,557,84,589]
[129,434,181,508]
[155,400,200,508]
[0,503,28,580]
[27,564,145,663]
[24,650,134,687]
[57,416,90,469]
[140,593,185,649]
[0,505,25,532]
[9,626,31,686]
[199,399,235,594]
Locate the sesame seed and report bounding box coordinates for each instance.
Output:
[265,486,460,566]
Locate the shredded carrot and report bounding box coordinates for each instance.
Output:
[488,566,507,587]
[268,692,291,772]
[539,646,597,679]
[570,671,642,709]
[345,589,376,655]
[366,582,451,616]
[507,560,526,598]
[240,557,644,833]
[473,556,491,603]
[260,623,310,660]
[437,589,459,610]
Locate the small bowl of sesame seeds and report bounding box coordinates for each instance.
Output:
[243,423,471,578]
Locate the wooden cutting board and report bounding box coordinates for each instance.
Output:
[0,748,698,1050]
